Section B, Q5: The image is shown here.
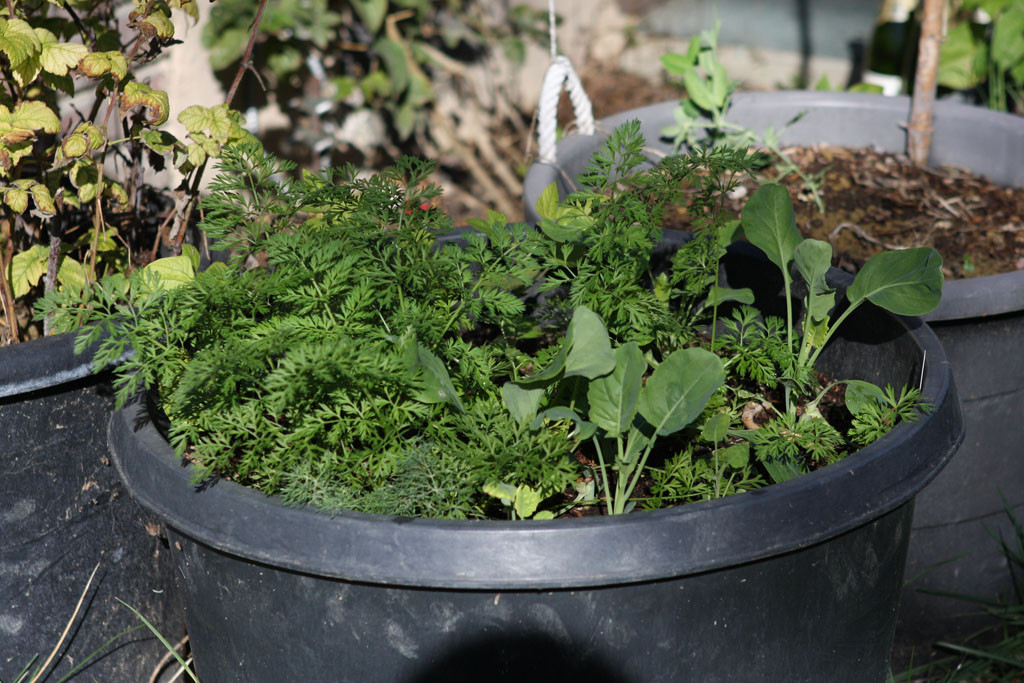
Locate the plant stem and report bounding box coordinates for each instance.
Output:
[0,235,19,343]
[592,435,613,516]
[908,0,944,166]
[172,0,271,248]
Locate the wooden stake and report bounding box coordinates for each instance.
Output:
[908,0,945,166]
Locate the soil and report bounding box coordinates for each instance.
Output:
[730,144,1024,280]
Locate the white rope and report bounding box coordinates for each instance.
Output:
[537,1,594,164]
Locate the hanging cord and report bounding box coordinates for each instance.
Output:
[537,0,594,164]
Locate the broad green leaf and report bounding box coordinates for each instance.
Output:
[513,484,543,519]
[844,379,888,416]
[518,306,615,385]
[741,183,803,272]
[375,38,408,94]
[723,442,750,469]
[535,182,561,221]
[992,5,1024,70]
[938,23,987,90]
[529,407,596,440]
[564,307,615,379]
[10,243,48,296]
[412,345,465,413]
[681,66,716,112]
[538,216,590,243]
[351,0,388,33]
[638,347,725,436]
[706,286,754,306]
[121,82,169,126]
[763,458,806,484]
[710,61,730,104]
[587,342,645,435]
[483,480,516,505]
[620,426,649,466]
[144,253,195,291]
[847,247,943,315]
[502,381,543,428]
[700,412,731,443]
[660,52,693,74]
[794,238,835,321]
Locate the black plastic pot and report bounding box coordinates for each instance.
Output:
[524,91,1024,657]
[0,333,180,680]
[109,245,962,683]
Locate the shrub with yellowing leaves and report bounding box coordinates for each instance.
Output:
[0,0,252,343]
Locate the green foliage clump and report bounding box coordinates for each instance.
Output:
[41,121,942,520]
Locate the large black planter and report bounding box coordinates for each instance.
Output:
[524,91,1024,657]
[109,245,962,683]
[0,334,180,680]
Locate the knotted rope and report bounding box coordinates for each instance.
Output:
[536,0,594,164]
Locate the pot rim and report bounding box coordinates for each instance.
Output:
[523,90,1024,322]
[0,332,98,398]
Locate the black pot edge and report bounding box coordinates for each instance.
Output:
[522,91,1024,323]
[0,332,95,398]
[108,309,963,590]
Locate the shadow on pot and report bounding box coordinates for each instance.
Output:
[405,634,628,683]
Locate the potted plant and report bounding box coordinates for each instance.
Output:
[523,21,1024,655]
[42,120,962,682]
[0,0,261,674]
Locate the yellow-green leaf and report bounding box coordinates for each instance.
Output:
[142,10,174,39]
[140,128,177,154]
[185,141,206,167]
[168,0,198,20]
[57,255,86,295]
[120,81,169,126]
[79,51,128,81]
[105,180,128,207]
[11,55,41,87]
[62,132,88,158]
[0,18,42,69]
[39,38,88,76]
[70,159,98,203]
[31,183,55,215]
[4,186,27,213]
[177,104,212,135]
[9,243,48,298]
[9,100,60,134]
[144,253,195,290]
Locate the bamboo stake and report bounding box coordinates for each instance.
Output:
[908,0,945,166]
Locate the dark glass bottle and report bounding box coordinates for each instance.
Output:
[864,0,919,95]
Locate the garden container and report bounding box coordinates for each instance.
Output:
[108,245,963,683]
[524,91,1024,656]
[0,333,180,680]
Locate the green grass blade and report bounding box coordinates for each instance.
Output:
[114,599,199,683]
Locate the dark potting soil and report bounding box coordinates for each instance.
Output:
[734,144,1024,279]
